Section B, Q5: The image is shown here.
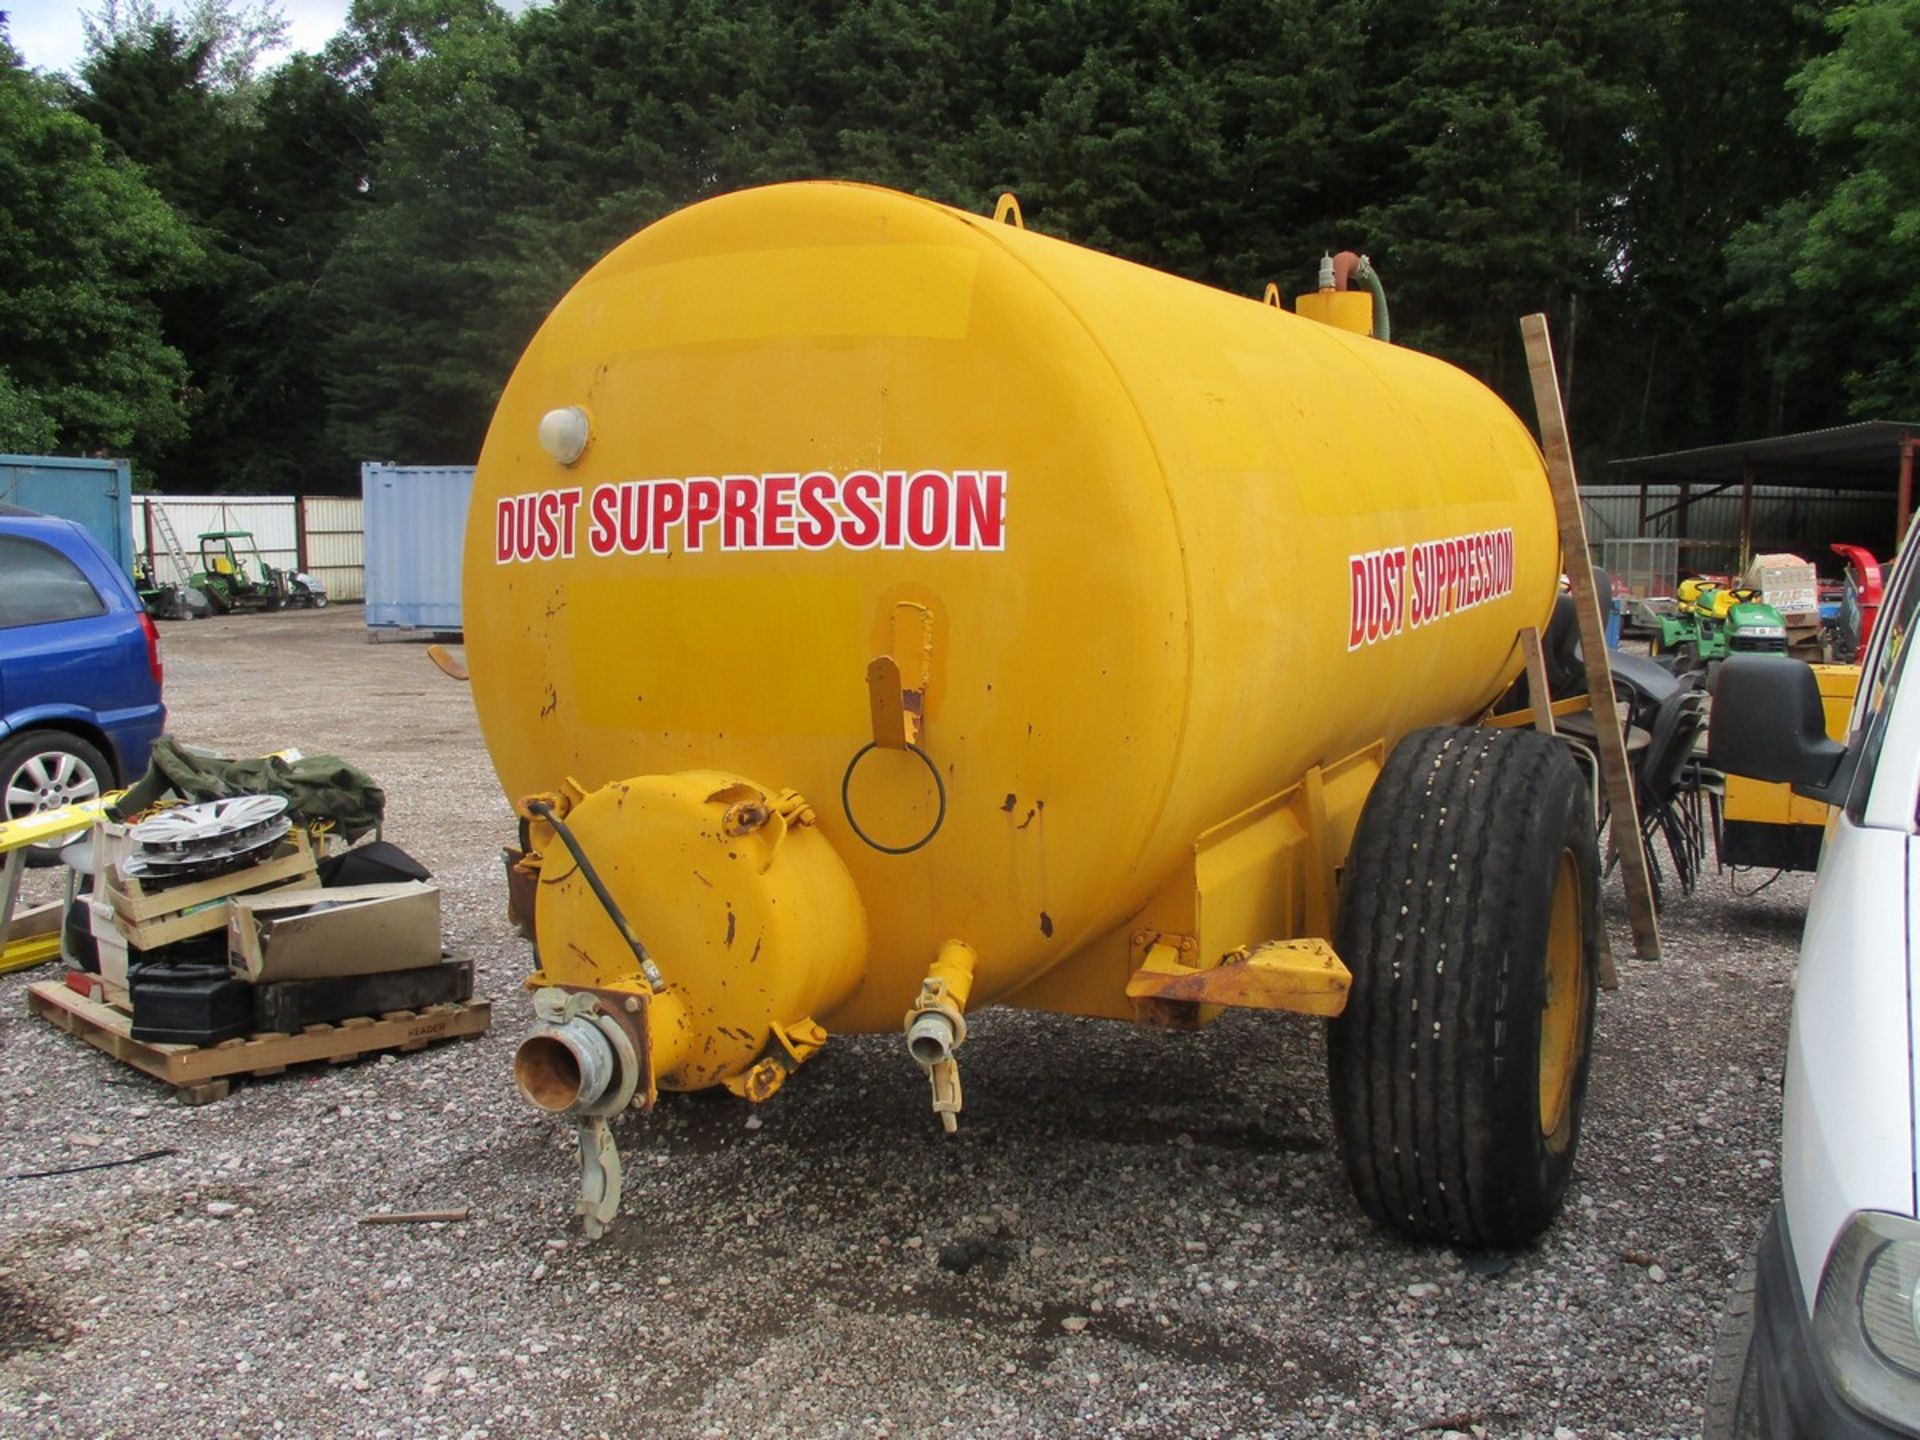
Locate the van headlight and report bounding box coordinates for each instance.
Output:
[1814,1211,1920,1428]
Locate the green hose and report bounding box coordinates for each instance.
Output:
[1351,256,1391,344]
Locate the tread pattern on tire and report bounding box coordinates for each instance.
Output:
[1703,1255,1761,1440]
[1329,724,1598,1249]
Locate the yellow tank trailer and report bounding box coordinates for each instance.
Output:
[466,182,1600,1246]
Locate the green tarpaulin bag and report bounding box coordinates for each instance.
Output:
[108,738,385,843]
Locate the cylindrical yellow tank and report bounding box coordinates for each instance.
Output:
[466,181,1557,1067]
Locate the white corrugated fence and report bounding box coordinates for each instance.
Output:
[135,495,365,601]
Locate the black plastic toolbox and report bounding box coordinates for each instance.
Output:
[129,962,253,1045]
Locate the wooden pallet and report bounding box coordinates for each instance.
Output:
[25,980,491,1105]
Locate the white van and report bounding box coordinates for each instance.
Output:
[1705,537,1920,1438]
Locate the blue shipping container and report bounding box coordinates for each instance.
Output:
[361,463,474,633]
[0,454,135,573]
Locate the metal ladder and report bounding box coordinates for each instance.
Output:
[149,501,191,585]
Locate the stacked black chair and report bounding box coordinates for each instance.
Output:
[1631,687,1711,905]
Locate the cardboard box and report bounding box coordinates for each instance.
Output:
[1742,552,1820,622]
[228,882,441,982]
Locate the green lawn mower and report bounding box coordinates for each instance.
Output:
[1649,578,1787,671]
[189,531,328,614]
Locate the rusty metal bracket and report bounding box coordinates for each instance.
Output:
[1126,938,1351,1019]
[502,846,539,941]
[771,789,816,828]
[1125,931,1201,1029]
[866,656,923,749]
[721,1017,828,1103]
[867,602,934,750]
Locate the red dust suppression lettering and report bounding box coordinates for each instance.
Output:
[1348,528,1516,651]
[494,488,584,563]
[495,470,1007,562]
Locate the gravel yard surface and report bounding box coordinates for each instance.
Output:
[1,607,1805,1439]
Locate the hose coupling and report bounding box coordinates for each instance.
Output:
[516,987,641,1117]
[904,941,977,1134]
[515,987,643,1238]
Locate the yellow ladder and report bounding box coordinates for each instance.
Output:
[1,799,113,973]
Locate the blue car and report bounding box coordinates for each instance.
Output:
[0,505,165,850]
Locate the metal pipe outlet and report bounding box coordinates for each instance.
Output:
[514,1017,617,1114]
[906,1010,959,1068]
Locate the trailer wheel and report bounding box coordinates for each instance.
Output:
[1327,725,1599,1248]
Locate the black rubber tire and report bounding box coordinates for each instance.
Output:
[1704,1257,1761,1439]
[0,730,113,868]
[1327,725,1600,1248]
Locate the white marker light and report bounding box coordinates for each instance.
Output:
[537,406,592,466]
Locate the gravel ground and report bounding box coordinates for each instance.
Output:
[0,606,1806,1439]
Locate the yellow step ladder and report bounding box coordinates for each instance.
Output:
[1,798,115,974]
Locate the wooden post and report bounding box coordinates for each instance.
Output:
[1739,460,1755,575]
[1519,628,1556,734]
[1520,314,1662,963]
[1900,434,1915,542]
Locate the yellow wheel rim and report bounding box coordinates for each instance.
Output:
[1538,849,1586,1144]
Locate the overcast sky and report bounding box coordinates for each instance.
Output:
[5,0,352,75]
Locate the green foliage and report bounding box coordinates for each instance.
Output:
[71,17,377,490]
[319,0,556,464]
[1733,0,1920,419]
[83,0,291,114]
[1601,0,1835,450]
[1348,0,1648,411]
[0,34,200,464]
[2,0,1911,488]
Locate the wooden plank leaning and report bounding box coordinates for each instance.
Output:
[1520,313,1662,965]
